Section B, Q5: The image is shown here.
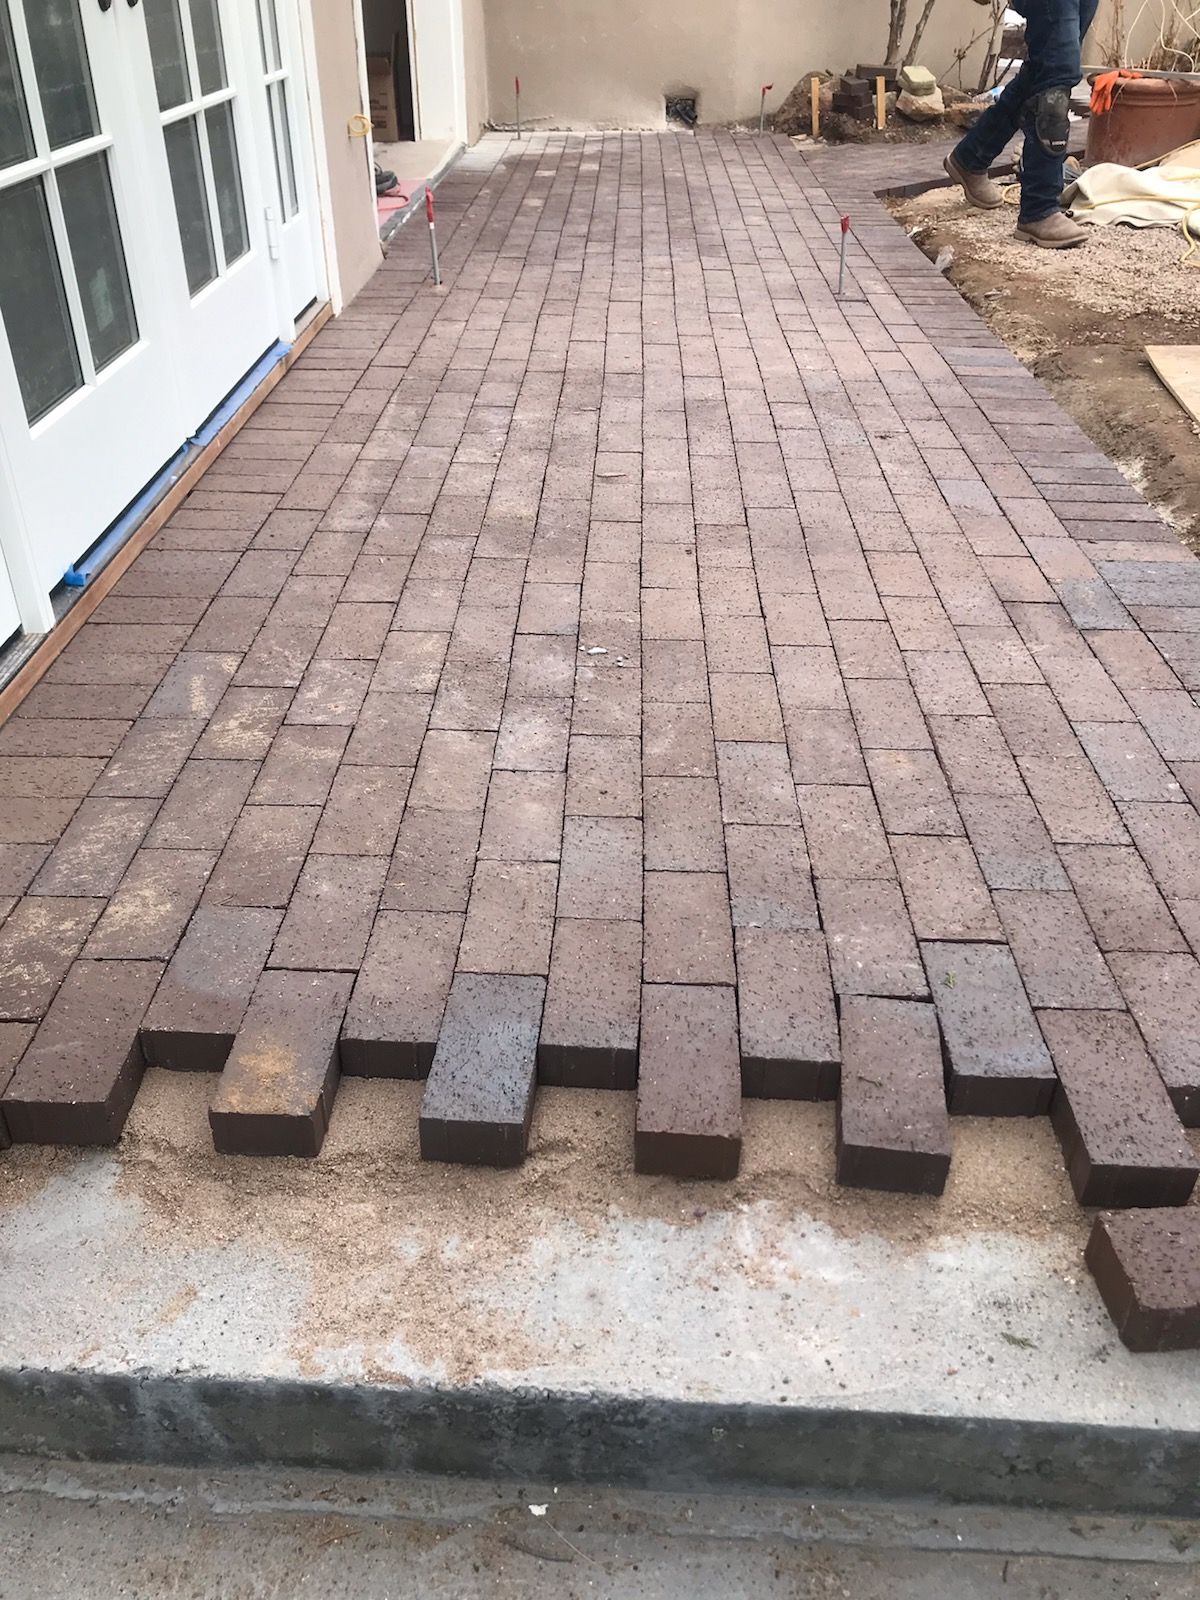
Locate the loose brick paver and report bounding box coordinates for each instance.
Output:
[836,998,951,1196]
[636,984,741,1179]
[1041,1010,1198,1208]
[1086,1209,1200,1351]
[7,130,1200,1248]
[892,835,1002,943]
[3,960,162,1145]
[209,970,352,1156]
[205,804,320,907]
[420,973,545,1166]
[540,919,641,1089]
[923,941,1054,1116]
[736,929,839,1100]
[341,910,463,1077]
[644,871,735,985]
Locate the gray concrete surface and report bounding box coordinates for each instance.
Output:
[2,1076,1199,1509]
[2,1454,1198,1599]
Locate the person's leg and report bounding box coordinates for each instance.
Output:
[952,62,1029,175]
[1015,0,1093,222]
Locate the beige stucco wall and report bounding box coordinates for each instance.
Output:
[309,0,383,308]
[480,1,1131,129]
[463,0,491,140]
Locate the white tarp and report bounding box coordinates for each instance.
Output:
[1065,142,1200,231]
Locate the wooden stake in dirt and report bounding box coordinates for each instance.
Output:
[876,76,887,131]
[811,76,820,138]
[759,83,773,134]
[515,75,521,139]
[837,214,850,297]
[426,185,442,285]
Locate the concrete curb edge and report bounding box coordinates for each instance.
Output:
[2,1368,1198,1515]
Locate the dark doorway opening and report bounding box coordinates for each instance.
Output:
[364,0,416,143]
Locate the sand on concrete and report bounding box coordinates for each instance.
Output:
[3,1070,1199,1428]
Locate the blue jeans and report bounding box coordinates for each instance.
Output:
[952,0,1098,222]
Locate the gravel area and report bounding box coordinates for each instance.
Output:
[895,181,1199,323]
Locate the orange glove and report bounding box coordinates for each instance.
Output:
[1091,69,1143,116]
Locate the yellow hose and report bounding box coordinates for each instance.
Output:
[1067,184,1200,264]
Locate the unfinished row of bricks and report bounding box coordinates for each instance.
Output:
[2,917,1197,1208]
[1,133,1200,1212]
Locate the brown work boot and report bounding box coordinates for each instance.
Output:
[1014,211,1087,249]
[943,152,1003,209]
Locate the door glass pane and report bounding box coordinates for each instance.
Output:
[255,0,281,74]
[25,0,99,150]
[57,152,138,373]
[269,80,297,218]
[142,0,190,112]
[205,101,247,266]
[0,2,34,169]
[188,0,226,95]
[0,177,82,423]
[163,115,216,294]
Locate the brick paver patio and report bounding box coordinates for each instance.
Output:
[3,133,1200,1215]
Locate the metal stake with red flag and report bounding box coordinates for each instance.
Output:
[837,215,850,298]
[426,186,442,286]
[759,83,773,134]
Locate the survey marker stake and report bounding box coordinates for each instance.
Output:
[759,83,773,135]
[837,214,850,298]
[810,76,820,139]
[515,75,521,139]
[426,186,442,286]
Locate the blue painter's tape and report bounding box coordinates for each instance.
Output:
[62,340,291,589]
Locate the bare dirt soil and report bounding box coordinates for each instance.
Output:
[887,181,1200,548]
[797,112,957,145]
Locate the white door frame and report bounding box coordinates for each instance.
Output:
[409,0,468,145]
[295,0,349,314]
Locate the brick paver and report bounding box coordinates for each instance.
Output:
[4,130,1200,1227]
[1086,1209,1200,1351]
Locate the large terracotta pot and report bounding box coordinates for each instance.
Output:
[1085,75,1200,169]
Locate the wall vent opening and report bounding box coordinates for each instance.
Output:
[665,93,698,128]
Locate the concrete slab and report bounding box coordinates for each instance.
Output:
[2,1072,1199,1512]
[376,136,464,240]
[2,1455,1198,1598]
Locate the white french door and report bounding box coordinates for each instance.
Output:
[248,0,320,317]
[0,0,189,596]
[0,0,324,628]
[122,0,281,427]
